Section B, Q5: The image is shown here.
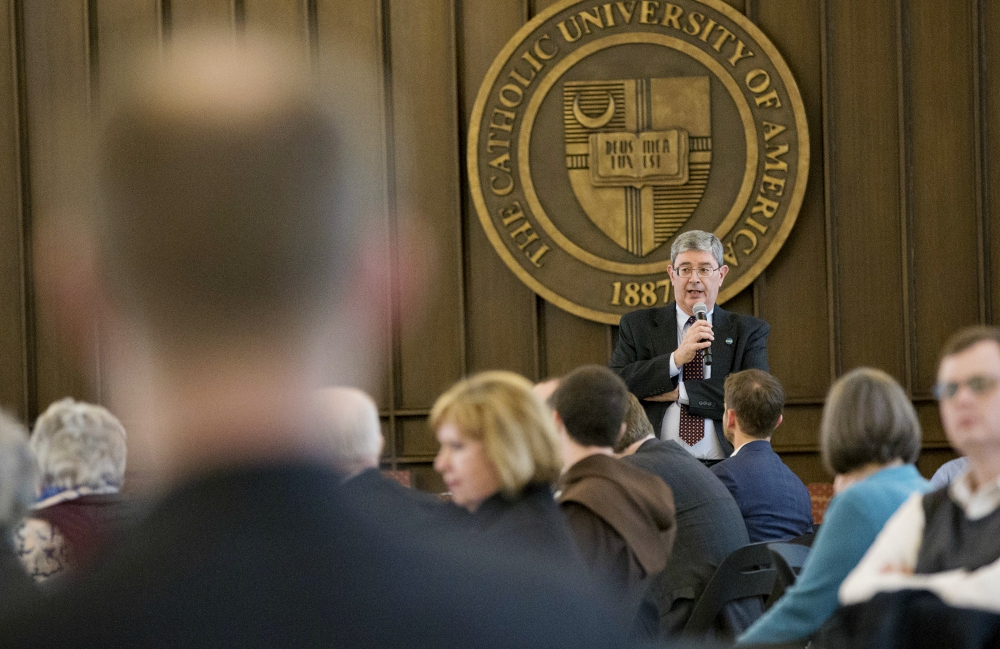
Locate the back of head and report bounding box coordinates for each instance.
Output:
[0,410,37,530]
[31,398,127,496]
[724,369,784,439]
[820,367,921,475]
[670,229,724,267]
[551,365,629,448]
[98,34,356,344]
[614,393,655,453]
[313,387,382,479]
[430,371,562,495]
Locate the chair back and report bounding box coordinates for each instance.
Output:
[766,542,811,608]
[682,542,777,637]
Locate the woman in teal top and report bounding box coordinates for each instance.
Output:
[738,368,932,646]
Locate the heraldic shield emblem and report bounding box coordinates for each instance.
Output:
[564,77,711,257]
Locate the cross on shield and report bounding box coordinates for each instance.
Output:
[563,77,713,257]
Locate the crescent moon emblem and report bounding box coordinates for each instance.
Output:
[572,92,615,129]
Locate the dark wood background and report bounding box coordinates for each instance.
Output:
[1,0,994,491]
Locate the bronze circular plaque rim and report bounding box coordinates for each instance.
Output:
[467,0,811,325]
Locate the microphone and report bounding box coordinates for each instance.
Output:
[693,302,712,366]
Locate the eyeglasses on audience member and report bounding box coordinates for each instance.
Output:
[933,374,1000,400]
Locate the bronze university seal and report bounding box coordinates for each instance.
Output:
[468,0,809,324]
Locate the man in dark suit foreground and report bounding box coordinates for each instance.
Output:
[0,34,621,649]
[610,230,770,461]
[710,369,813,543]
[616,393,759,638]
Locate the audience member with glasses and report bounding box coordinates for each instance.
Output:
[839,326,1000,618]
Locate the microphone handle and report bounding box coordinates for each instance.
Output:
[694,311,713,366]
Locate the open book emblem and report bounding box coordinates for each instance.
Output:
[563,77,712,257]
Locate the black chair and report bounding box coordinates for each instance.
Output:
[683,542,777,637]
[765,542,811,608]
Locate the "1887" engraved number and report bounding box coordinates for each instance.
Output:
[610,279,670,307]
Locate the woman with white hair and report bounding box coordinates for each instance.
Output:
[0,408,38,607]
[14,398,132,581]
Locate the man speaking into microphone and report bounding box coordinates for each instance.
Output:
[610,231,770,462]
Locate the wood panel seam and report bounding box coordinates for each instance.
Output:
[895,0,915,394]
[819,0,840,381]
[972,0,990,324]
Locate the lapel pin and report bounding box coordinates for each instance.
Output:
[725,337,733,345]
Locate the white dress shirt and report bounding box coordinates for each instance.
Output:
[659,307,724,460]
[839,468,1000,613]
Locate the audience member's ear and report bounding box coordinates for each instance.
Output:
[725,408,738,430]
[774,414,783,429]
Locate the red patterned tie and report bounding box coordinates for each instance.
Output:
[679,317,705,445]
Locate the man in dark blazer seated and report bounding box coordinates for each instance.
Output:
[710,369,813,543]
[616,393,758,638]
[610,230,770,461]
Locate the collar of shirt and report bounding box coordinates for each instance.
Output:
[949,468,1000,521]
[730,438,769,457]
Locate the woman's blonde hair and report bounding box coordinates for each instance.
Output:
[430,371,562,496]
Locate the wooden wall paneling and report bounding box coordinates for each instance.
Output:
[754,0,830,401]
[769,403,822,451]
[242,0,307,42]
[779,452,829,485]
[907,0,978,396]
[397,416,436,459]
[823,0,905,380]
[916,400,947,446]
[819,0,839,381]
[168,0,235,32]
[314,0,392,416]
[984,0,1000,324]
[459,0,539,379]
[542,306,611,377]
[723,286,754,317]
[0,0,27,419]
[22,1,98,415]
[92,2,160,107]
[390,0,465,410]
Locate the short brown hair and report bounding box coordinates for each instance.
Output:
[724,369,784,439]
[551,365,629,448]
[430,371,562,495]
[98,38,358,343]
[820,367,921,475]
[614,393,655,453]
[940,326,1000,361]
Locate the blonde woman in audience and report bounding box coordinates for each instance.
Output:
[14,398,134,581]
[432,371,582,566]
[738,368,930,647]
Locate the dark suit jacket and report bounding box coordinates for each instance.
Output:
[0,464,623,648]
[610,303,770,456]
[710,440,813,543]
[624,438,758,637]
